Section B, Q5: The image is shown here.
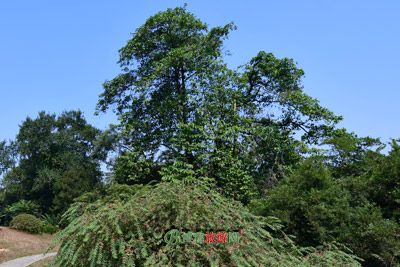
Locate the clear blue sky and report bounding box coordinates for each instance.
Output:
[1,1,399,144]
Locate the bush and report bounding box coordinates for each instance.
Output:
[59,184,145,226]
[0,200,40,225]
[10,213,44,234]
[53,182,361,266]
[42,213,61,227]
[42,222,58,234]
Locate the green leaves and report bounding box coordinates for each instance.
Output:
[0,111,108,216]
[54,182,361,266]
[113,151,161,185]
[242,51,341,144]
[96,6,341,202]
[0,140,17,175]
[251,157,400,266]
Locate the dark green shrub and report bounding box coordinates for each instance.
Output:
[42,222,58,234]
[42,213,61,226]
[0,199,40,225]
[113,151,162,185]
[53,182,361,266]
[10,213,44,234]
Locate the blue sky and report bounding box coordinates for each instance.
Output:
[1,1,399,144]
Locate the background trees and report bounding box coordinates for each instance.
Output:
[0,110,109,219]
[368,140,400,220]
[250,157,400,266]
[0,140,17,176]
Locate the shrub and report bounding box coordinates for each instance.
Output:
[42,213,61,227]
[42,222,58,234]
[53,182,361,266]
[10,213,44,234]
[0,199,40,225]
[59,184,145,226]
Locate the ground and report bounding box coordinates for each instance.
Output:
[0,227,55,264]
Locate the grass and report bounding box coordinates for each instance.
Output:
[0,227,55,263]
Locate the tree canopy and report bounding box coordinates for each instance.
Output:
[1,111,109,215]
[97,6,341,202]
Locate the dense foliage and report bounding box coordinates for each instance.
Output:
[97,6,340,202]
[249,157,400,266]
[0,111,111,219]
[54,183,361,266]
[0,140,17,176]
[10,213,44,234]
[1,5,399,267]
[0,199,40,225]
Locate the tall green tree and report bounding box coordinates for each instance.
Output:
[367,139,400,220]
[1,111,109,215]
[322,129,384,178]
[97,6,341,202]
[0,140,17,176]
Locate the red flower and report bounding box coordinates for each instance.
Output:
[217,231,228,243]
[205,232,216,243]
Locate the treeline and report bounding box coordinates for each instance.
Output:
[1,6,399,266]
[0,111,112,223]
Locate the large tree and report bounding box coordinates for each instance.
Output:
[1,111,109,215]
[0,140,17,176]
[97,6,341,202]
